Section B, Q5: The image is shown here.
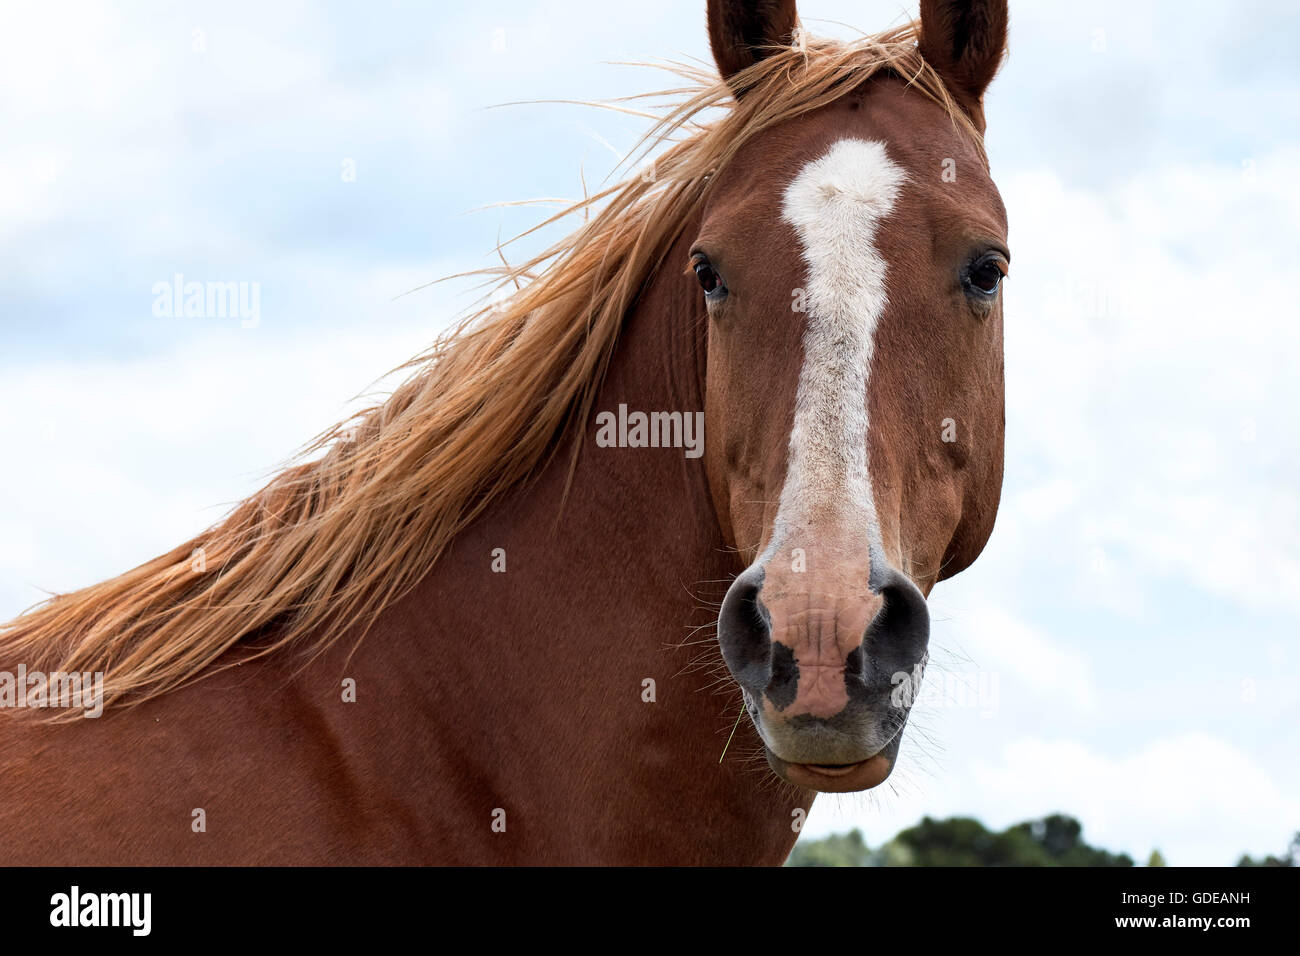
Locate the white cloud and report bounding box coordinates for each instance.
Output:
[970,734,1300,865]
[807,732,1299,865]
[0,263,461,614]
[931,600,1096,714]
[998,149,1300,616]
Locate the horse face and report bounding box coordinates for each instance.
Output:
[698,0,1009,792]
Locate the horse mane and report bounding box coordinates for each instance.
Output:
[0,21,983,716]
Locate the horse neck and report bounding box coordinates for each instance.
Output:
[380,219,735,724]
[523,217,730,621]
[356,224,807,862]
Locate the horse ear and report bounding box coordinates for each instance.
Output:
[917,0,1008,130]
[707,0,799,92]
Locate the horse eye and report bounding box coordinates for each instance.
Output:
[965,255,1007,297]
[693,258,726,297]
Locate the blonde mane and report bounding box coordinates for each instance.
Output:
[1,22,982,716]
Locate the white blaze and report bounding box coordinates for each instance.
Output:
[770,138,905,557]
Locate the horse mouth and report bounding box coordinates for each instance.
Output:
[765,749,894,793]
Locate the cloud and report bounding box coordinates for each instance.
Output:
[807,732,1299,865]
[998,149,1300,617]
[969,734,1300,865]
[0,263,460,615]
[926,599,1097,714]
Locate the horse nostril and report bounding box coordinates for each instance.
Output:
[717,568,772,695]
[864,566,930,665]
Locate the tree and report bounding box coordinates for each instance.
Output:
[785,828,873,867]
[1237,831,1298,867]
[1005,814,1133,866]
[787,813,1134,867]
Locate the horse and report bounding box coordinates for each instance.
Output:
[0,0,1009,865]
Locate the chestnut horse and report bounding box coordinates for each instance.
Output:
[0,0,1009,865]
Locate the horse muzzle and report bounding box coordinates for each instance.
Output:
[718,556,930,792]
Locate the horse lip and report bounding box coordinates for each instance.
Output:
[801,762,861,777]
[765,749,894,793]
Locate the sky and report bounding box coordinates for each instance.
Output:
[2,1,1297,865]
